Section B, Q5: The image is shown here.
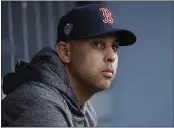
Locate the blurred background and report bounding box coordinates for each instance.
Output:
[1,1,174,127]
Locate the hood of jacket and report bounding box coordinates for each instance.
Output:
[2,47,88,116]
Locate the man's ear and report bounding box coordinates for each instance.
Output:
[56,41,71,63]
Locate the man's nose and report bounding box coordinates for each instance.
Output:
[104,47,117,63]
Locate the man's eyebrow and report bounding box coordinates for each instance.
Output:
[112,39,119,45]
[88,36,119,44]
[90,38,105,43]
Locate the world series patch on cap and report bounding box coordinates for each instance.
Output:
[57,4,137,46]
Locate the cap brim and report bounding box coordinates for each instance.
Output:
[94,28,137,46]
[59,27,136,46]
[77,28,136,46]
[112,29,136,46]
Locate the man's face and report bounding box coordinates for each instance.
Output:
[67,34,119,93]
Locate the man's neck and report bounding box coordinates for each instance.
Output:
[65,67,93,106]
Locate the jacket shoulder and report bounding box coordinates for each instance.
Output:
[2,81,72,127]
[11,103,69,127]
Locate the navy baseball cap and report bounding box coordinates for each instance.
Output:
[57,4,136,46]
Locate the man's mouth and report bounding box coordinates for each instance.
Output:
[101,69,114,78]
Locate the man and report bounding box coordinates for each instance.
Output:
[1,4,136,127]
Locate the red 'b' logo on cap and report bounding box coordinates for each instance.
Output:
[99,8,113,24]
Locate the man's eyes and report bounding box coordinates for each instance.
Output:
[92,41,119,52]
[112,45,119,52]
[92,42,104,49]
